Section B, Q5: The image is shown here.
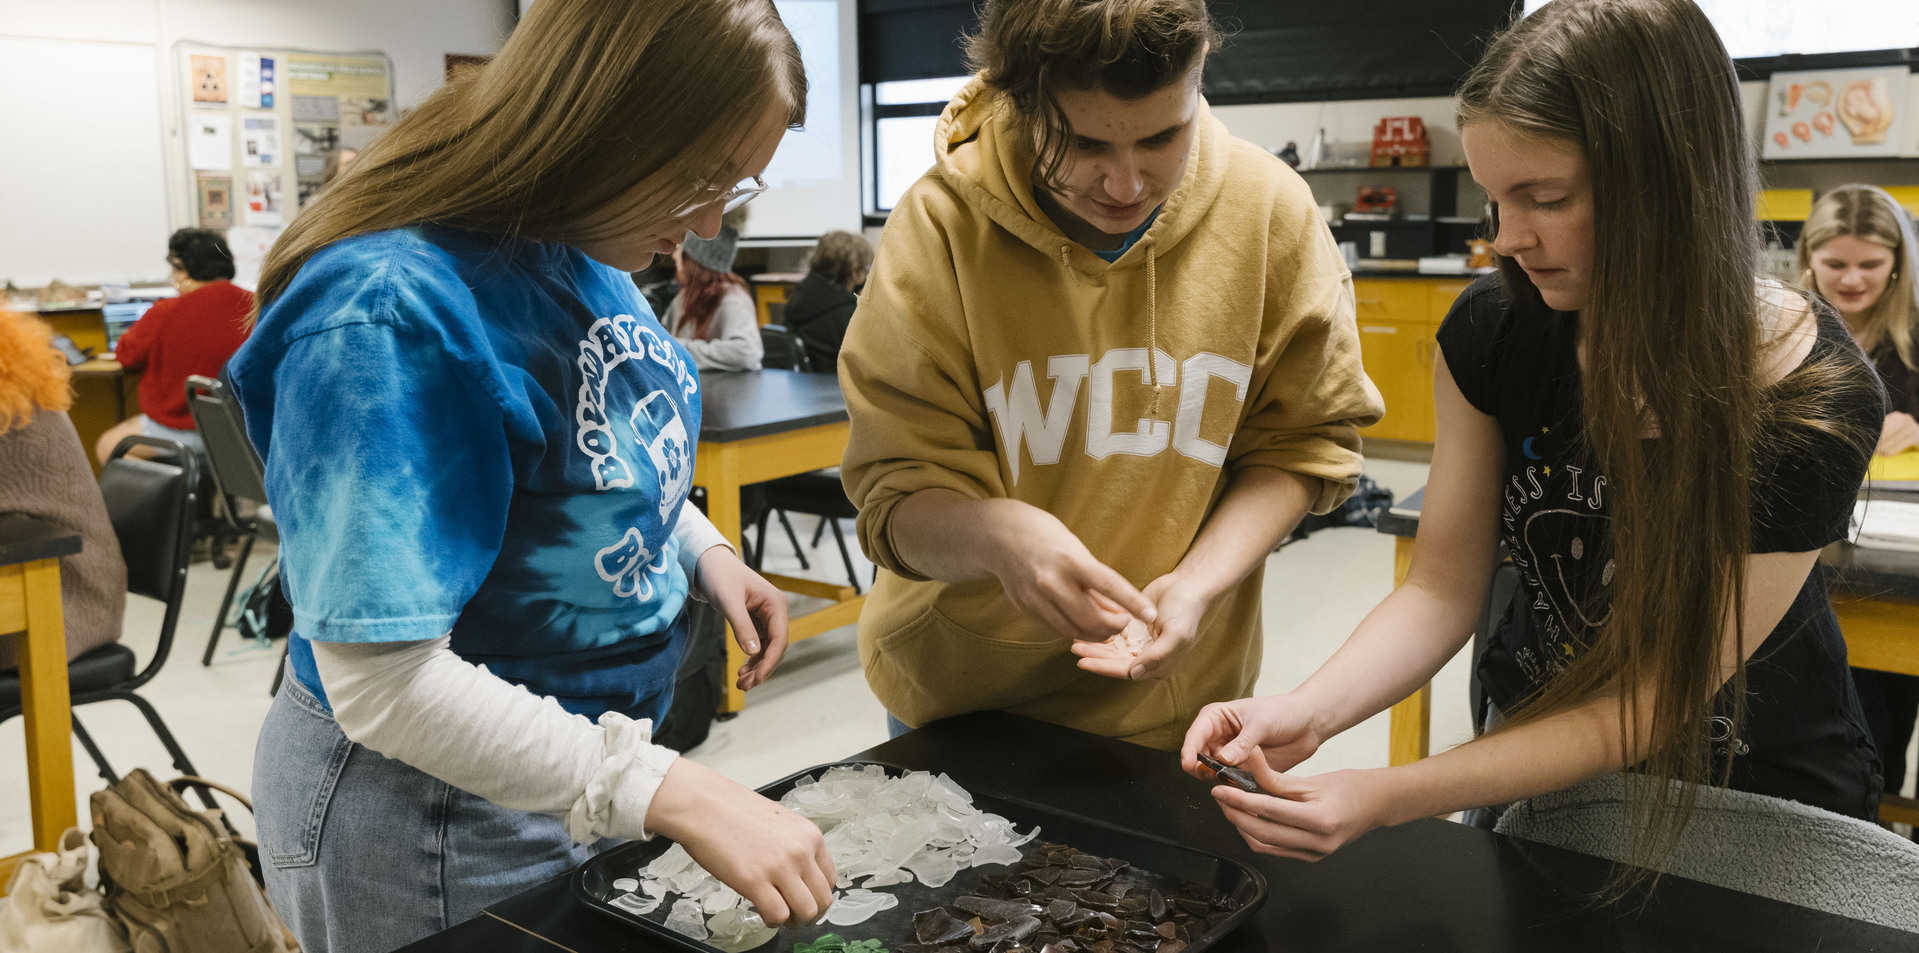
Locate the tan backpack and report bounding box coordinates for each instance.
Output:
[89,770,299,953]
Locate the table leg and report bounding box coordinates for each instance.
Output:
[695,444,750,715]
[19,558,77,850]
[1385,535,1433,766]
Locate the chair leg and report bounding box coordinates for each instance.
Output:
[776,511,809,570]
[71,714,120,786]
[203,534,257,665]
[100,691,213,809]
[828,518,862,595]
[810,516,827,548]
[750,507,772,571]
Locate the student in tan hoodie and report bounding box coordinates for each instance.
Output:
[840,0,1383,750]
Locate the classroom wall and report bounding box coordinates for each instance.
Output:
[0,0,514,288]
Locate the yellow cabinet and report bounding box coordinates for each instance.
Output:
[1352,277,1472,444]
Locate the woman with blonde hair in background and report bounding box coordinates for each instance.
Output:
[227,0,834,948]
[1798,183,1919,816]
[1184,0,1884,875]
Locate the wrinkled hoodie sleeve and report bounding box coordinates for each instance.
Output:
[839,186,1002,581]
[1227,192,1382,514]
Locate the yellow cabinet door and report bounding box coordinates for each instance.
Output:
[1356,319,1435,442]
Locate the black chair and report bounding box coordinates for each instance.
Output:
[0,436,210,805]
[185,374,279,667]
[760,324,811,373]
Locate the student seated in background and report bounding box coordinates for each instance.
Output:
[664,224,763,371]
[1797,183,1919,811]
[0,309,125,671]
[782,229,873,371]
[94,228,251,463]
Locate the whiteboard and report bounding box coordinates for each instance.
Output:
[0,37,172,288]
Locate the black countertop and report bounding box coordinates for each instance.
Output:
[400,712,1914,953]
[699,369,848,443]
[0,514,82,567]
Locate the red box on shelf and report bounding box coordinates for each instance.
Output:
[1370,116,1430,168]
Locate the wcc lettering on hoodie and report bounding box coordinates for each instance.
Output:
[983,348,1254,484]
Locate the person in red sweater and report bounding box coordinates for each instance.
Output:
[95,228,253,462]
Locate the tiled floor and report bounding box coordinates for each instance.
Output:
[4,458,1467,855]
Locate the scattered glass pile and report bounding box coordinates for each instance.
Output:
[604,765,1039,951]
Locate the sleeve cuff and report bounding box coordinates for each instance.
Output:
[673,505,733,598]
[564,712,680,843]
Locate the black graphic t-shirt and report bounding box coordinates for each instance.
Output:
[1436,275,1883,820]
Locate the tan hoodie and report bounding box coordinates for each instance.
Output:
[839,78,1382,749]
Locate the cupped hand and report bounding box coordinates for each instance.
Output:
[696,545,790,690]
[1180,695,1326,777]
[984,501,1155,642]
[646,759,837,925]
[1071,573,1209,680]
[1879,411,1919,457]
[1210,760,1391,862]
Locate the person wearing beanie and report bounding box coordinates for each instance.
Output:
[0,309,126,670]
[663,224,763,371]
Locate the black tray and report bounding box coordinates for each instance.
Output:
[573,760,1267,953]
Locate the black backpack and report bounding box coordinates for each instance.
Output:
[233,564,293,644]
[1290,475,1395,541]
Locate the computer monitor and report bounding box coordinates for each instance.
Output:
[102,301,151,354]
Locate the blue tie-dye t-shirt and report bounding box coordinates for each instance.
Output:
[227,225,702,720]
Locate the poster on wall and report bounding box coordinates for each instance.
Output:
[189,54,227,104]
[196,175,234,229]
[288,54,393,134]
[241,115,282,167]
[240,53,276,109]
[244,170,283,226]
[188,112,233,171]
[1762,66,1909,160]
[293,123,338,177]
[225,225,283,292]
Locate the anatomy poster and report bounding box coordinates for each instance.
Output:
[1763,66,1909,160]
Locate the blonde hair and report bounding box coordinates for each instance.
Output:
[251,0,806,321]
[807,230,874,287]
[1796,184,1919,369]
[963,0,1218,190]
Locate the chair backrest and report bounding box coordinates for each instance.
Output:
[99,436,197,688]
[185,375,268,520]
[759,324,811,373]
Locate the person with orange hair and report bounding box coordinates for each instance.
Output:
[0,309,125,670]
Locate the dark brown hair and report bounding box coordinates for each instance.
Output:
[250,0,805,322]
[1457,0,1878,886]
[964,0,1218,189]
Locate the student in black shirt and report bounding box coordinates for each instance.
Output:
[1181,0,1884,866]
[781,229,872,372]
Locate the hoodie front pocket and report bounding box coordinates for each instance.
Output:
[871,605,1080,723]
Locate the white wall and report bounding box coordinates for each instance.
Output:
[0,0,514,287]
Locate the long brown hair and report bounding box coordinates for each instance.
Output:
[250,0,806,322]
[1796,184,1919,369]
[963,0,1218,190]
[1457,0,1877,884]
[676,255,749,342]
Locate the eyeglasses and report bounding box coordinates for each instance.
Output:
[671,175,767,219]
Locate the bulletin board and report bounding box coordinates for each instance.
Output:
[174,42,395,282]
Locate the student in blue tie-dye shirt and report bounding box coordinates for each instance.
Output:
[228,2,834,949]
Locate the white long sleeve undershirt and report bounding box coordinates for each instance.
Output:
[311,505,731,844]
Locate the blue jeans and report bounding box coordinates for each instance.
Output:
[887,713,912,739]
[254,666,602,953]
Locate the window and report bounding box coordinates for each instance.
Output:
[865,76,969,214]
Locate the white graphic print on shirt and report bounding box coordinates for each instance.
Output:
[574,314,699,600]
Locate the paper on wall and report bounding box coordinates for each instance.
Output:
[245,170,283,226]
[197,174,234,229]
[241,115,282,167]
[225,225,283,292]
[190,53,227,104]
[240,53,277,109]
[188,112,233,171]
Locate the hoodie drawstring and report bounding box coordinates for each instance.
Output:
[1145,239,1164,417]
